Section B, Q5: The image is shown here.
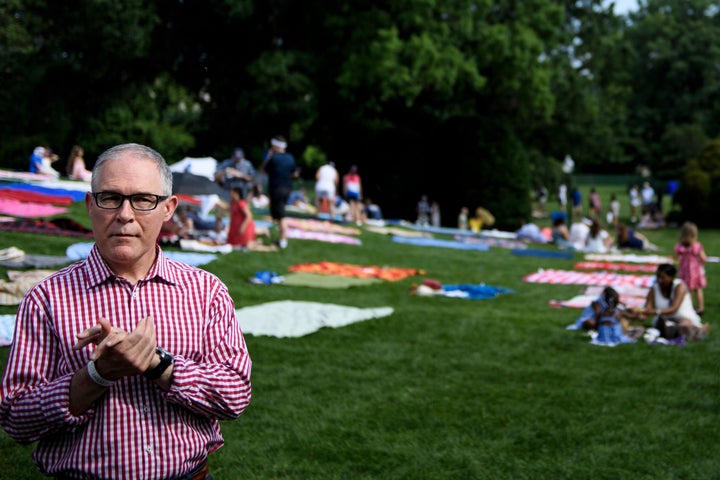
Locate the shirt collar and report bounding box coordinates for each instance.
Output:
[85,244,178,287]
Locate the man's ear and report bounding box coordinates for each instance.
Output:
[163,196,179,222]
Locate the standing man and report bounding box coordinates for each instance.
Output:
[261,135,298,249]
[0,143,252,479]
[215,147,256,201]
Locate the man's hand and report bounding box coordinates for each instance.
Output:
[74,317,158,380]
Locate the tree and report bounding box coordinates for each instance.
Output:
[674,140,720,227]
[624,0,720,178]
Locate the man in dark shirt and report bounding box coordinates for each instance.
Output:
[261,135,298,248]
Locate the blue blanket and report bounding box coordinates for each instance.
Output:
[441,284,514,299]
[511,248,574,259]
[392,235,489,251]
[0,182,87,202]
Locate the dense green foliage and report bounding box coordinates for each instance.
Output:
[2,0,720,222]
[674,140,720,227]
[0,185,719,478]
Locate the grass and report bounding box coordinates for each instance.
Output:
[1,184,719,479]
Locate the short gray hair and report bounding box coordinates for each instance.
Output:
[92,143,173,195]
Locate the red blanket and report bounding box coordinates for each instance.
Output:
[0,187,74,205]
[573,261,658,273]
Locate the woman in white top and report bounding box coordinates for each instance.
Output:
[315,161,339,211]
[584,218,612,253]
[635,263,708,340]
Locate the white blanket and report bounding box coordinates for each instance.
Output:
[236,301,394,338]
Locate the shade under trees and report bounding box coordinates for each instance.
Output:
[2,0,720,225]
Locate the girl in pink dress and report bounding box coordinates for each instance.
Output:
[674,222,707,314]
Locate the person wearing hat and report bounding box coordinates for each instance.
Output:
[260,135,299,249]
[214,147,256,201]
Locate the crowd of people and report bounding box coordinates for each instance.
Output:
[159,136,384,250]
[2,139,714,477]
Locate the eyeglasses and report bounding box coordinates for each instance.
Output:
[92,192,169,211]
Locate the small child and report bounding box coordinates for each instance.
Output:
[591,288,636,346]
[674,221,707,315]
[567,286,618,331]
[227,187,277,252]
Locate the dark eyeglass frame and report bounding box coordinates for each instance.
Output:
[92,191,169,211]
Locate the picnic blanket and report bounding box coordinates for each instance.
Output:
[0,269,56,305]
[512,248,574,259]
[584,253,673,264]
[419,284,514,300]
[0,253,71,269]
[0,217,92,236]
[287,229,362,245]
[573,261,658,273]
[0,315,15,346]
[454,235,528,250]
[285,218,361,236]
[235,300,394,338]
[550,294,646,309]
[288,261,423,281]
[0,187,75,205]
[392,235,489,251]
[584,284,651,298]
[0,182,88,201]
[524,269,655,287]
[0,199,69,218]
[281,272,382,289]
[0,169,56,182]
[365,225,432,238]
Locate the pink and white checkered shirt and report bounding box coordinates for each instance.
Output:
[0,245,252,479]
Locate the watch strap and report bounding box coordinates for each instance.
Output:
[143,347,174,380]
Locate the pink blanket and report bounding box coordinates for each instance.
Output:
[0,199,68,217]
[573,261,658,273]
[524,269,655,287]
[287,228,362,245]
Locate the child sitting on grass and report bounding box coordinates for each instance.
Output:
[567,286,618,331]
[590,288,637,346]
[227,187,277,252]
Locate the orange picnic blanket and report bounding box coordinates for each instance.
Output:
[288,261,424,281]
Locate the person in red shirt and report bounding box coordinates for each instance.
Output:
[0,143,252,479]
[227,187,277,251]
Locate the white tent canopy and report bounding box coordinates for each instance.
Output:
[168,157,218,180]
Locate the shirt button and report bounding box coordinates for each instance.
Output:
[132,293,138,298]
[145,445,153,453]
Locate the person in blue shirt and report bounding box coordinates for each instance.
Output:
[28,146,60,177]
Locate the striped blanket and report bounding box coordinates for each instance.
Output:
[524,269,655,287]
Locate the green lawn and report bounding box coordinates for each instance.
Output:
[0,187,718,479]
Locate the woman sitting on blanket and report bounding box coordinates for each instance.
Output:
[624,263,710,340]
[584,218,612,253]
[551,216,572,249]
[616,223,659,251]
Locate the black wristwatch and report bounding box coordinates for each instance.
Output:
[143,347,174,380]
